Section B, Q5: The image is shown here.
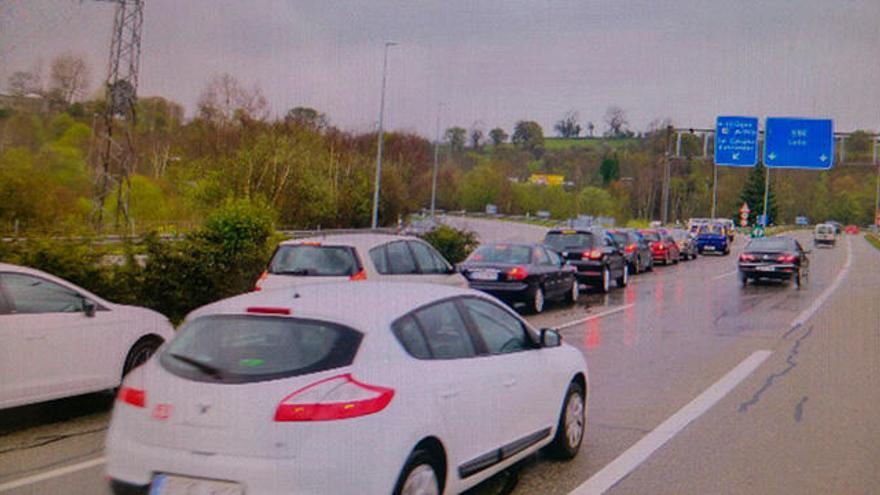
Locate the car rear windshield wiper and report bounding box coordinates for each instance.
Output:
[168,353,224,379]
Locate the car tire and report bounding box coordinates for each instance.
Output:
[565,278,579,304]
[631,259,640,275]
[393,449,442,495]
[740,272,749,287]
[122,337,162,378]
[545,381,586,460]
[598,266,611,293]
[646,259,654,272]
[616,264,628,288]
[532,286,545,313]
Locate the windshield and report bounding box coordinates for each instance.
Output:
[160,315,362,384]
[544,233,595,250]
[269,245,360,276]
[467,244,533,264]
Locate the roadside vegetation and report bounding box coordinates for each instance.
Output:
[866,233,880,251]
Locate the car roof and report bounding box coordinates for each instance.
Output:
[185,282,486,333]
[479,242,539,248]
[278,233,421,250]
[546,229,594,234]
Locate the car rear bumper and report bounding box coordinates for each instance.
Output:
[468,281,531,301]
[739,264,797,279]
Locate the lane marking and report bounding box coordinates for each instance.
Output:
[0,456,105,493]
[711,270,738,281]
[557,304,634,329]
[789,238,851,330]
[569,350,773,495]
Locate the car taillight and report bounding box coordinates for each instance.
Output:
[655,243,666,250]
[507,266,529,280]
[118,386,146,408]
[254,270,268,291]
[625,244,637,253]
[247,306,291,315]
[350,268,367,281]
[274,374,394,422]
[778,254,797,263]
[582,250,603,260]
[740,253,755,262]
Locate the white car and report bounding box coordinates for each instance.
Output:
[813,223,836,247]
[255,234,467,291]
[0,263,174,410]
[106,282,588,495]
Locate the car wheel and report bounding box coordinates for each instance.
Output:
[599,266,611,293]
[565,278,579,304]
[393,449,441,495]
[532,286,545,313]
[740,272,749,287]
[646,259,654,272]
[545,381,586,460]
[673,253,679,264]
[616,264,628,288]
[122,337,162,378]
[631,259,640,275]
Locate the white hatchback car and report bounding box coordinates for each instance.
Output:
[0,263,175,410]
[255,234,467,291]
[106,282,588,495]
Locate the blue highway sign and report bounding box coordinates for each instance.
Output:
[764,118,834,169]
[715,116,759,166]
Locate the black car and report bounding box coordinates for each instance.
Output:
[671,229,698,260]
[738,236,810,288]
[609,228,653,274]
[543,229,628,293]
[458,242,578,313]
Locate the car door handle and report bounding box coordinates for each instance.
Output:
[440,390,460,399]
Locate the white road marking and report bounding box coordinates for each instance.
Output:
[0,457,105,493]
[789,237,851,329]
[711,270,738,281]
[557,304,634,329]
[569,350,773,495]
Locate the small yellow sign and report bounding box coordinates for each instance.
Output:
[529,174,565,186]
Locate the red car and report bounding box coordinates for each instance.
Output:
[845,225,860,234]
[640,229,680,265]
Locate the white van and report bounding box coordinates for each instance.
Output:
[813,223,836,247]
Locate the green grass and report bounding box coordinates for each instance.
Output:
[866,233,880,251]
[543,137,637,151]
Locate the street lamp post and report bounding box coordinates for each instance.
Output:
[430,102,443,219]
[371,42,397,229]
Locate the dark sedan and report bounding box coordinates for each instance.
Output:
[544,229,628,293]
[458,242,578,313]
[609,229,653,274]
[738,236,810,288]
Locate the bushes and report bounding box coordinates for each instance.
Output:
[420,225,479,264]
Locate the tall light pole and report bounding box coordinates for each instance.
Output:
[371,41,397,229]
[430,102,443,219]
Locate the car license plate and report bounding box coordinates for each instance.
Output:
[470,269,498,281]
[704,246,715,251]
[756,266,774,272]
[150,474,244,495]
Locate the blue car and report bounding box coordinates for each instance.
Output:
[696,224,730,255]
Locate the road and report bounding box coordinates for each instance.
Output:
[1,218,878,495]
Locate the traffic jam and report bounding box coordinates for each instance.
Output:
[3,214,850,495]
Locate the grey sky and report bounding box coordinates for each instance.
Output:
[2,0,879,137]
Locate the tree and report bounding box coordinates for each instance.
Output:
[554,111,581,138]
[578,186,616,216]
[489,127,508,146]
[285,107,328,130]
[7,70,42,96]
[599,155,620,185]
[603,106,630,138]
[197,73,268,125]
[470,128,484,149]
[445,127,466,152]
[511,120,544,156]
[587,121,595,137]
[739,162,778,225]
[48,53,91,104]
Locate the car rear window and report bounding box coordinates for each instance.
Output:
[641,231,661,242]
[467,244,532,264]
[544,232,594,250]
[160,315,362,383]
[609,232,628,245]
[746,238,793,252]
[816,225,833,233]
[269,245,360,276]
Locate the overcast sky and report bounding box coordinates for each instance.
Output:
[2,0,879,137]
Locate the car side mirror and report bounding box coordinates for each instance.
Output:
[83,299,97,318]
[540,328,561,348]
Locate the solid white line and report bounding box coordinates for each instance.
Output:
[0,457,105,493]
[789,238,852,329]
[711,270,738,281]
[569,350,773,495]
[557,304,634,329]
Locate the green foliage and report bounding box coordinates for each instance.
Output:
[512,120,545,156]
[488,128,508,146]
[458,164,506,212]
[599,155,620,185]
[419,224,479,264]
[865,234,880,252]
[445,127,467,152]
[578,186,616,217]
[739,162,778,225]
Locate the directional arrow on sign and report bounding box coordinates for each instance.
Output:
[768,152,777,161]
[819,154,828,162]
[732,152,740,160]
